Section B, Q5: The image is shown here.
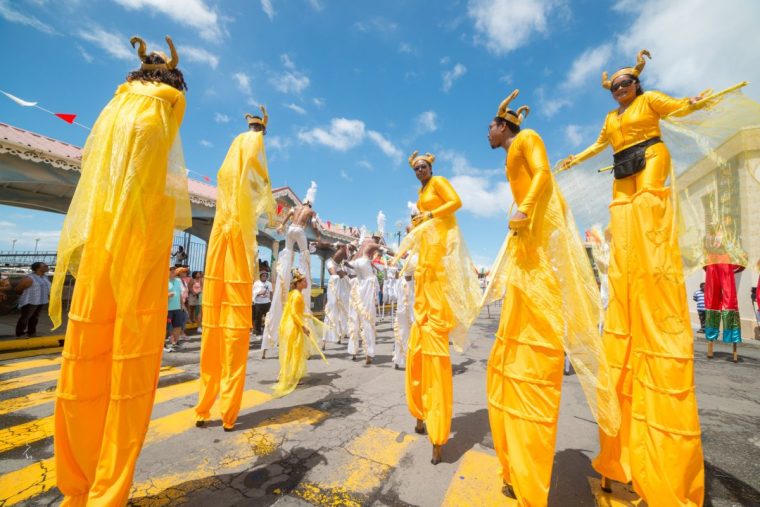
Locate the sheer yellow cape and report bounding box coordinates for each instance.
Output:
[214,131,277,281]
[481,183,621,438]
[392,218,481,352]
[555,83,760,274]
[49,83,191,329]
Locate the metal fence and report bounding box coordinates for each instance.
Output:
[0,251,57,269]
[170,233,207,273]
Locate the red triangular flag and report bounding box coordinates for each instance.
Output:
[203,176,211,182]
[55,113,77,124]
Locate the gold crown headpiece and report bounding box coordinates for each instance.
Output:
[408,150,435,169]
[291,268,305,283]
[496,89,530,126]
[130,35,179,70]
[602,49,650,89]
[245,105,268,127]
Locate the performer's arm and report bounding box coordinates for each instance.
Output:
[14,277,32,295]
[277,209,294,233]
[517,133,551,217]
[647,90,692,118]
[426,177,462,219]
[172,93,186,127]
[561,122,609,169]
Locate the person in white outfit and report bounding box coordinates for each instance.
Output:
[393,253,417,369]
[347,234,384,364]
[314,242,352,349]
[261,181,319,359]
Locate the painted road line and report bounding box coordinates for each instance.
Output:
[129,406,328,506]
[293,426,419,506]
[588,477,643,507]
[0,365,184,394]
[0,336,64,352]
[0,356,62,375]
[441,449,517,507]
[0,387,271,506]
[0,379,200,452]
[0,347,62,362]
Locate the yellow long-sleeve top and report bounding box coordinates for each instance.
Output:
[213,131,276,279]
[572,91,690,164]
[273,289,308,398]
[417,175,462,233]
[506,129,552,218]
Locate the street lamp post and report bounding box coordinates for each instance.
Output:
[34,238,40,252]
[11,239,17,253]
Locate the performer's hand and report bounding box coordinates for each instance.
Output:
[303,326,310,336]
[508,211,529,231]
[559,155,574,170]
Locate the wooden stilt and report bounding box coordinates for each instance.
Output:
[707,341,714,359]
[732,343,738,363]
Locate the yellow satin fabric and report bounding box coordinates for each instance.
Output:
[195,132,275,429]
[272,289,308,398]
[52,80,188,506]
[487,130,618,507]
[573,93,704,506]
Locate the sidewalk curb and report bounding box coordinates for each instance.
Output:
[0,335,65,352]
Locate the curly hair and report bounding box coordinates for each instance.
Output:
[126,54,188,91]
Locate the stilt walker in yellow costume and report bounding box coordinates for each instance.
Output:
[560,50,706,506]
[50,36,191,506]
[272,268,328,398]
[194,109,277,430]
[392,151,481,465]
[484,90,619,506]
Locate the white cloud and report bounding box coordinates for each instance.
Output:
[467,0,557,55]
[564,44,612,89]
[398,42,415,55]
[285,103,307,115]
[113,0,224,42]
[0,0,56,34]
[564,125,583,147]
[440,56,450,65]
[270,54,310,94]
[298,119,402,162]
[78,27,133,60]
[358,160,373,171]
[614,0,760,98]
[298,118,366,151]
[261,0,275,19]
[179,45,219,69]
[442,63,467,92]
[367,130,403,162]
[281,54,296,70]
[200,139,213,147]
[306,0,323,11]
[415,111,437,134]
[233,72,252,95]
[76,44,93,63]
[354,17,398,34]
[534,87,571,118]
[214,112,230,123]
[267,136,292,151]
[340,170,352,181]
[439,151,513,217]
[499,73,513,84]
[312,97,325,107]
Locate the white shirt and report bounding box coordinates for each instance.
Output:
[253,280,273,304]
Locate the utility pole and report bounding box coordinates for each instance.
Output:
[11,238,17,252]
[34,238,40,252]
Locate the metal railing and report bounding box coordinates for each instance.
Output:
[0,251,57,269]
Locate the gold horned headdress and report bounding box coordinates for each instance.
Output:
[245,105,268,128]
[496,89,530,126]
[602,49,651,89]
[291,268,306,283]
[130,35,179,70]
[408,150,435,169]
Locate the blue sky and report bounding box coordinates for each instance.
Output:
[1,0,758,267]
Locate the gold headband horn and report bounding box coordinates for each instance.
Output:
[602,49,651,89]
[409,150,435,169]
[496,89,529,126]
[245,105,268,128]
[496,89,519,119]
[130,35,179,70]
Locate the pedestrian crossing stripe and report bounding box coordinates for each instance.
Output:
[129,406,328,505]
[0,347,62,362]
[0,379,199,453]
[441,449,517,506]
[293,426,419,505]
[0,365,183,394]
[0,385,269,506]
[0,356,63,375]
[588,477,643,506]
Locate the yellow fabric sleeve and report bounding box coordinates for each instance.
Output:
[429,177,462,218]
[517,132,552,217]
[646,90,691,117]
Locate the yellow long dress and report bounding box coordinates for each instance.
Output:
[403,176,481,446]
[486,130,618,507]
[50,80,190,506]
[570,91,704,506]
[194,130,276,429]
[272,289,309,398]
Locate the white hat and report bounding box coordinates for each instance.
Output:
[304,181,317,205]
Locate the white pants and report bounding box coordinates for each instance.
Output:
[347,276,377,357]
[393,278,414,367]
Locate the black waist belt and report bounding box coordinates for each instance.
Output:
[612,137,662,180]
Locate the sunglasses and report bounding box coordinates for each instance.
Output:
[611,78,635,92]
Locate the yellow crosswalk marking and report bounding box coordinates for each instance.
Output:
[0,369,192,418]
[441,449,517,507]
[0,347,62,362]
[0,379,199,452]
[588,477,643,507]
[293,426,418,506]
[0,336,63,352]
[0,365,183,394]
[0,356,62,375]
[0,387,270,506]
[129,406,327,506]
